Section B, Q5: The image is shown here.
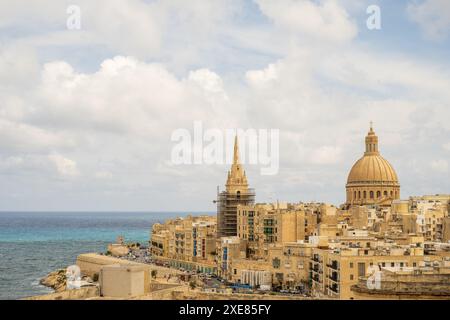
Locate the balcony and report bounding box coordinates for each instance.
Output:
[328,284,339,294]
[326,261,339,270]
[328,272,339,282]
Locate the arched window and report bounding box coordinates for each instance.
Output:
[370,191,374,199]
[383,191,387,196]
[358,191,361,199]
[377,191,381,198]
[363,191,367,199]
[354,191,357,199]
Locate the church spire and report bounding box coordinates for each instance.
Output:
[225,134,249,193]
[233,134,240,165]
[365,122,379,155]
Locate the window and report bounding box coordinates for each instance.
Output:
[370,191,374,199]
[382,262,385,267]
[358,191,361,199]
[350,274,354,280]
[377,191,381,198]
[350,262,354,268]
[363,191,367,199]
[384,191,388,196]
[272,258,281,269]
[234,269,237,275]
[391,262,395,267]
[358,263,366,277]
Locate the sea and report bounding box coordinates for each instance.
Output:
[0,211,211,300]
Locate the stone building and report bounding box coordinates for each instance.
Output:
[237,202,319,259]
[150,215,216,265]
[217,236,247,279]
[228,241,317,291]
[310,243,428,299]
[346,124,400,206]
[351,261,450,299]
[398,195,450,242]
[444,217,450,243]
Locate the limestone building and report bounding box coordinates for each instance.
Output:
[310,239,428,299]
[216,136,255,237]
[237,202,319,259]
[346,124,400,207]
[150,215,217,267]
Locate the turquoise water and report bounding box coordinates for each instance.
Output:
[0,211,209,300]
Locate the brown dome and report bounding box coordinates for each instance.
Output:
[347,154,398,184]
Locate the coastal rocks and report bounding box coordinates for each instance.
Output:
[40,269,67,292]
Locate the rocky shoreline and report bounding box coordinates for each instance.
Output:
[39,269,67,292]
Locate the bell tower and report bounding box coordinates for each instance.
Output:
[217,135,255,237]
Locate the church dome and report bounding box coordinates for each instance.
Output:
[345,124,400,206]
[347,155,398,184]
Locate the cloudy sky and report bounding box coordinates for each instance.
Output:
[0,0,449,212]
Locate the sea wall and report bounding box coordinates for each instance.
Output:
[24,287,99,300]
[76,253,181,278]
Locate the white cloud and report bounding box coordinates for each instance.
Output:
[310,146,342,165]
[246,63,279,87]
[408,0,450,41]
[95,170,113,179]
[0,118,73,153]
[443,142,450,151]
[48,154,80,177]
[255,0,358,43]
[430,159,448,173]
[0,156,24,169]
[0,1,449,210]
